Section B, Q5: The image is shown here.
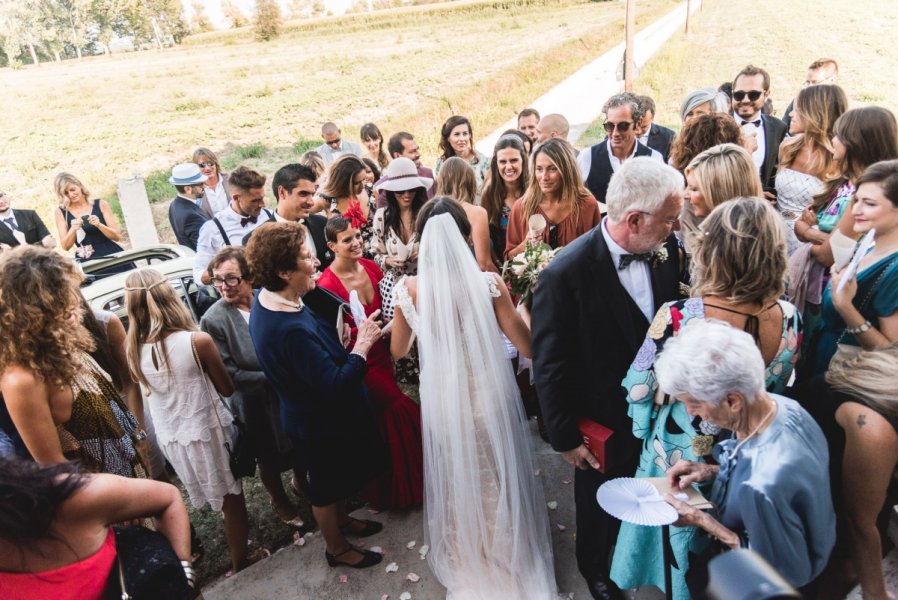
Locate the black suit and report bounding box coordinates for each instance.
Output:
[241,213,333,270]
[645,123,676,164]
[168,195,209,251]
[757,115,788,193]
[0,209,51,247]
[532,226,680,597]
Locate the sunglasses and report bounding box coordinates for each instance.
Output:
[603,121,633,133]
[197,162,215,169]
[326,138,342,147]
[732,90,764,102]
[548,223,559,248]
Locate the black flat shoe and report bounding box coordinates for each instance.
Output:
[338,517,383,538]
[325,545,383,569]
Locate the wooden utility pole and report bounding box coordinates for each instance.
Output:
[624,0,635,91]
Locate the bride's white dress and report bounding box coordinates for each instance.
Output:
[394,214,558,600]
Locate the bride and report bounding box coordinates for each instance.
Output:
[390,196,558,599]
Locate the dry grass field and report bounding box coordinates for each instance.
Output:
[1,0,676,238]
[578,0,898,146]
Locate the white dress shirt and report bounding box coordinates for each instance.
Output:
[600,217,654,322]
[194,205,273,282]
[734,112,766,171]
[273,211,316,259]
[577,140,663,180]
[203,178,230,214]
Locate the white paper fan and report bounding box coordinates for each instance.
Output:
[348,290,367,326]
[596,477,681,526]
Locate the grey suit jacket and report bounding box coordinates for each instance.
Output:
[200,297,290,451]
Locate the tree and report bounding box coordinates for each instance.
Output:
[0,0,45,66]
[254,0,283,41]
[221,0,248,28]
[189,0,213,33]
[91,0,136,54]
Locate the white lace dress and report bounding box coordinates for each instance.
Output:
[139,330,241,511]
[775,167,824,255]
[394,272,558,599]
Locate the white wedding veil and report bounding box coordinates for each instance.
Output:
[415,213,558,599]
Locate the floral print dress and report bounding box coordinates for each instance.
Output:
[609,297,802,600]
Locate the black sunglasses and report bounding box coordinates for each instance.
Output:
[548,223,559,248]
[603,121,633,133]
[197,162,215,169]
[732,90,764,102]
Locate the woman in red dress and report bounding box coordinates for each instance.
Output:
[317,217,424,510]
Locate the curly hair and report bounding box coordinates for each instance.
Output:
[691,197,787,305]
[124,268,197,390]
[0,246,93,386]
[245,221,307,291]
[780,84,848,180]
[668,113,743,172]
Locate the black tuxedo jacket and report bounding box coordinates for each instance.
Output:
[532,226,681,468]
[0,209,51,247]
[168,195,209,251]
[646,123,676,164]
[241,213,332,270]
[761,115,788,193]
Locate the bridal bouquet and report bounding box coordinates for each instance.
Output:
[502,221,560,306]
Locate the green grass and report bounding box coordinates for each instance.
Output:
[578,0,898,148]
[1,0,677,243]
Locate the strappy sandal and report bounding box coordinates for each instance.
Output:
[325,545,383,569]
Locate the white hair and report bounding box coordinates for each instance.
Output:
[605,157,684,223]
[654,319,765,407]
[679,88,730,122]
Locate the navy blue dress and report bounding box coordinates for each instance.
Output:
[61,200,133,275]
[249,299,387,506]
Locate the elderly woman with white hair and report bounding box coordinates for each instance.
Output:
[656,319,835,594]
[679,88,730,124]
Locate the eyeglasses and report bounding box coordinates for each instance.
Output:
[548,223,559,248]
[210,275,243,288]
[197,162,215,169]
[732,90,764,102]
[639,211,679,226]
[603,121,633,133]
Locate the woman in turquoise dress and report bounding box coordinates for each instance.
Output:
[610,198,802,599]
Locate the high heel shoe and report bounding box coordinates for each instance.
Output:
[325,545,383,569]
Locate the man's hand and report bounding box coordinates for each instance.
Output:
[562,444,601,471]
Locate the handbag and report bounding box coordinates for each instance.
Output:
[109,525,190,600]
[189,333,256,479]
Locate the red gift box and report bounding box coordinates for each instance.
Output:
[577,418,615,474]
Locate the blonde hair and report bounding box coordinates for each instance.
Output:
[685,144,762,213]
[520,138,590,227]
[827,347,898,416]
[436,156,477,205]
[691,197,787,305]
[780,84,848,179]
[53,172,90,207]
[124,268,197,390]
[300,151,326,179]
[0,246,93,386]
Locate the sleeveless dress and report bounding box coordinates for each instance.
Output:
[610,298,802,600]
[775,168,824,255]
[60,200,125,260]
[317,259,424,509]
[139,331,241,511]
[394,272,558,599]
[58,351,145,479]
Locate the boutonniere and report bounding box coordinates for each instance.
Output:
[649,246,668,268]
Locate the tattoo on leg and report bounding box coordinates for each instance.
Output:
[857,414,867,428]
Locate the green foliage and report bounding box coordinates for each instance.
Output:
[293,139,319,155]
[253,0,283,42]
[173,99,212,112]
[143,168,178,204]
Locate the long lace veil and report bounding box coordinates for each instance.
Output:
[415,214,557,599]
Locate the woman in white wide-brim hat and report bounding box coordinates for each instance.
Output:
[370,157,432,384]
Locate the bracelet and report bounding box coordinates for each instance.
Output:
[845,320,872,335]
[132,429,148,441]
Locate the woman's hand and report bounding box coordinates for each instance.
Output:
[385,256,406,269]
[830,266,858,313]
[86,214,101,227]
[351,309,383,356]
[799,206,818,227]
[69,217,83,231]
[666,494,741,548]
[667,459,717,489]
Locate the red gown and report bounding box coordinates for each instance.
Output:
[317,258,424,509]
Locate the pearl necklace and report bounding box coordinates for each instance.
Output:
[262,288,302,311]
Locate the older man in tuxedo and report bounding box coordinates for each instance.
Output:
[0,190,55,250]
[533,157,684,600]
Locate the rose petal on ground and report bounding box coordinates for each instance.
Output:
[534,469,541,476]
[418,544,429,559]
[547,501,558,510]
[385,562,399,573]
[293,535,306,547]
[557,523,567,531]
[562,479,572,485]
[381,596,389,600]
[339,575,348,583]
[370,546,384,554]
[406,540,416,549]
[400,593,412,600]
[407,572,420,582]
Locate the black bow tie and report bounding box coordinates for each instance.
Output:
[240,215,258,227]
[618,252,653,270]
[741,119,761,127]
